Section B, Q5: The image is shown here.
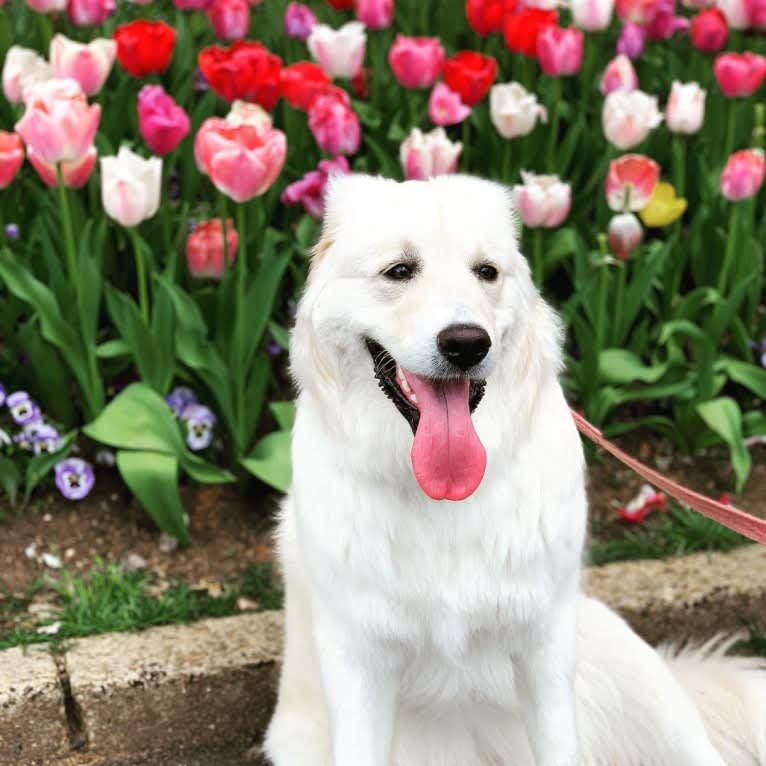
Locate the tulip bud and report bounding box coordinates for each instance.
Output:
[608,212,643,260]
[284,2,316,39]
[186,219,238,279]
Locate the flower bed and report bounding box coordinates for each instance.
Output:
[0,0,764,544]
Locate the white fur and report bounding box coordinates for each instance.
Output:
[263,175,766,766]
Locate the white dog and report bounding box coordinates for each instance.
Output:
[263,174,766,766]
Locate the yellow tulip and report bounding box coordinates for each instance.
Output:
[639,182,687,227]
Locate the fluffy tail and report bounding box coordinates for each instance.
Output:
[660,635,766,766]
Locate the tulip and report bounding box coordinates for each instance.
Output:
[600,54,638,95]
[15,78,100,164]
[713,52,766,97]
[504,8,559,57]
[639,182,687,226]
[114,20,176,78]
[680,0,713,6]
[616,22,646,58]
[615,0,657,23]
[308,21,367,79]
[605,153,660,211]
[690,8,728,52]
[226,100,273,129]
[284,2,316,39]
[608,213,643,260]
[646,0,690,39]
[513,171,571,228]
[280,61,332,110]
[489,82,547,139]
[186,219,238,279]
[400,127,462,181]
[442,50,497,107]
[195,117,287,202]
[67,0,116,26]
[746,0,766,27]
[28,145,97,189]
[571,0,615,30]
[307,89,361,155]
[602,89,663,150]
[717,0,749,28]
[326,0,353,7]
[198,42,283,109]
[0,132,24,189]
[428,82,472,126]
[25,0,66,11]
[720,148,766,201]
[281,156,350,217]
[355,0,394,29]
[137,85,190,156]
[388,35,445,90]
[101,146,162,227]
[2,46,53,104]
[173,0,212,8]
[665,81,705,135]
[208,0,250,40]
[49,34,116,97]
[536,27,584,76]
[466,0,508,35]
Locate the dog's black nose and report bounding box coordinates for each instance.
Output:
[437,324,491,371]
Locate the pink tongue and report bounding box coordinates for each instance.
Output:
[403,372,487,501]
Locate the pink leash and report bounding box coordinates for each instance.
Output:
[572,410,766,545]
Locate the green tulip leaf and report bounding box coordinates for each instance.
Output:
[696,397,751,492]
[599,349,669,385]
[241,430,292,493]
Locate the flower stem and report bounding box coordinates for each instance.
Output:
[672,134,686,198]
[546,77,562,173]
[612,261,626,346]
[596,234,609,353]
[234,201,249,456]
[533,228,544,289]
[717,204,739,295]
[725,101,737,158]
[219,193,230,283]
[56,165,78,295]
[129,227,149,323]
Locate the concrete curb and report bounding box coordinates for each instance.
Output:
[2,545,766,766]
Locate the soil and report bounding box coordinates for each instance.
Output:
[1,436,765,625]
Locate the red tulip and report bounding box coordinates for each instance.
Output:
[504,8,558,58]
[208,0,250,40]
[605,153,660,212]
[199,42,282,110]
[186,219,238,279]
[114,20,176,78]
[326,0,353,8]
[0,131,24,189]
[466,0,513,35]
[536,26,584,77]
[720,149,766,201]
[714,52,766,97]
[690,8,728,53]
[280,62,332,110]
[442,50,497,107]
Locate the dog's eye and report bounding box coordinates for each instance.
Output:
[475,264,499,283]
[384,263,416,281]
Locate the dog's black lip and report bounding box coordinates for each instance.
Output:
[365,338,486,435]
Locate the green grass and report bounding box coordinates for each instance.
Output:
[0,561,283,651]
[588,507,750,566]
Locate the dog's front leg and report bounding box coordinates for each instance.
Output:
[516,598,580,766]
[313,606,401,766]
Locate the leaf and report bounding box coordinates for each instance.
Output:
[24,432,76,505]
[241,430,292,493]
[267,320,290,349]
[696,397,751,491]
[96,339,131,359]
[598,349,669,385]
[116,451,190,545]
[716,358,766,399]
[0,456,20,506]
[269,401,296,431]
[76,219,104,348]
[178,452,236,484]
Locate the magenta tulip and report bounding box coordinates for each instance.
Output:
[536,26,584,76]
[355,0,394,29]
[720,149,766,201]
[307,89,361,155]
[388,35,445,90]
[66,0,116,27]
[714,52,766,97]
[137,85,190,156]
[284,2,316,39]
[208,0,250,40]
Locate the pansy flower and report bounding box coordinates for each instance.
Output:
[182,404,216,451]
[166,386,198,417]
[14,421,46,451]
[0,382,6,407]
[6,391,42,425]
[32,425,62,455]
[54,458,95,501]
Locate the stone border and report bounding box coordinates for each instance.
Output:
[2,545,766,766]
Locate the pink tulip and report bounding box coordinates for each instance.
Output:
[284,2,316,39]
[536,27,584,76]
[355,0,394,29]
[713,52,766,97]
[513,171,571,228]
[602,88,663,150]
[208,0,250,40]
[400,127,462,181]
[25,0,66,12]
[665,81,706,134]
[195,117,287,202]
[307,89,361,155]
[645,0,690,38]
[720,149,766,201]
[746,0,766,28]
[28,145,97,189]
[571,0,615,30]
[608,212,643,260]
[137,85,190,156]
[2,46,52,104]
[605,153,660,211]
[428,82,472,126]
[186,219,238,279]
[50,34,116,96]
[173,0,212,8]
[388,35,445,90]
[616,22,646,58]
[717,0,749,28]
[615,0,657,23]
[600,54,638,95]
[66,0,116,26]
[15,78,100,165]
[281,156,350,217]
[0,132,24,189]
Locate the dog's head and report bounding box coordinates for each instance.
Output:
[291,174,562,501]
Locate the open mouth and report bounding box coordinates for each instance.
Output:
[366,338,488,502]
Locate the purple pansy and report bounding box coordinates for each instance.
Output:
[182,404,216,451]
[0,383,5,407]
[6,391,41,426]
[32,425,62,455]
[54,458,95,501]
[4,223,19,240]
[166,387,198,417]
[13,421,45,451]
[749,339,766,368]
